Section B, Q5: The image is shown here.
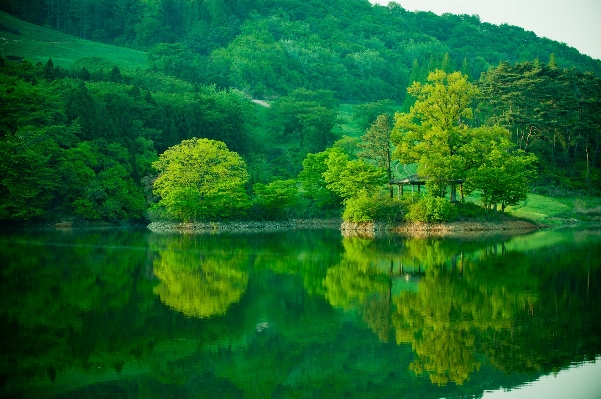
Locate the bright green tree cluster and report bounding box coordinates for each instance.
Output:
[393,70,538,213]
[152,138,250,222]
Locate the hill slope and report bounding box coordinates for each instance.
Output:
[0,11,146,68]
[2,0,601,102]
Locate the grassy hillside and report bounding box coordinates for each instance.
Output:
[0,11,146,68]
[506,194,601,225]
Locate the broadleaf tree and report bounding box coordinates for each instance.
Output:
[392,70,478,200]
[392,70,537,208]
[466,139,538,212]
[322,147,388,200]
[358,113,395,197]
[152,138,250,221]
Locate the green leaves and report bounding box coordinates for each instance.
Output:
[393,70,537,210]
[478,61,601,190]
[152,138,250,222]
[0,129,61,220]
[299,150,343,209]
[252,179,300,220]
[406,196,458,223]
[393,70,479,198]
[466,144,538,212]
[323,148,387,201]
[269,88,339,152]
[407,70,477,131]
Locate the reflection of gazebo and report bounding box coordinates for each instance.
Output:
[390,174,464,201]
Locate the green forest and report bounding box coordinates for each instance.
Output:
[1,0,601,225]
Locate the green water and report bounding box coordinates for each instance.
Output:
[1,227,600,398]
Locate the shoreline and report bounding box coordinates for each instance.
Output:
[147,218,541,234]
[147,219,344,233]
[342,219,540,233]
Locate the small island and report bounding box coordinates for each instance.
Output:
[144,71,593,234]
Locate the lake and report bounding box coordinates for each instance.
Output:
[1,226,600,398]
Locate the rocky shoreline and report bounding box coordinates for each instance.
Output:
[147,219,343,233]
[339,219,540,238]
[341,219,539,233]
[148,218,539,234]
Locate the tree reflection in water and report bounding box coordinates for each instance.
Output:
[0,228,600,398]
[330,231,601,386]
[153,237,249,318]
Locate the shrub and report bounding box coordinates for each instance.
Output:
[406,196,458,223]
[342,190,406,223]
[251,179,300,220]
[456,201,487,218]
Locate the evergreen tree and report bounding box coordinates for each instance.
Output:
[358,114,394,197]
[43,58,55,80]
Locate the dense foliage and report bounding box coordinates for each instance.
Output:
[2,0,600,102]
[152,138,250,221]
[0,57,263,223]
[393,70,538,212]
[1,0,601,223]
[1,229,600,396]
[477,61,601,192]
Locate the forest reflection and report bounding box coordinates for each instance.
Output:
[152,235,250,318]
[330,231,601,385]
[0,228,600,398]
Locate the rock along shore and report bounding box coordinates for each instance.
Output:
[341,219,539,233]
[339,219,540,238]
[147,219,343,233]
[148,218,539,234]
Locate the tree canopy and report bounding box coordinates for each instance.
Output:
[1,3,601,224]
[392,70,537,208]
[152,138,250,221]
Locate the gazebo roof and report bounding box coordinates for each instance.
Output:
[390,174,426,185]
[389,174,464,185]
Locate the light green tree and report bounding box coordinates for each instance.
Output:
[298,149,344,210]
[322,147,387,200]
[152,138,250,221]
[392,70,477,199]
[393,70,537,209]
[466,139,537,212]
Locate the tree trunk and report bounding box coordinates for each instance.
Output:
[586,145,590,190]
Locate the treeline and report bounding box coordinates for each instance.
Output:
[1,54,600,224]
[2,0,600,102]
[0,56,252,222]
[0,54,346,223]
[477,61,601,192]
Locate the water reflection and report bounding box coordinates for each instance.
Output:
[152,236,249,318]
[331,230,601,386]
[0,228,599,398]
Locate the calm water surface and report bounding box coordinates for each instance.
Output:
[1,227,600,398]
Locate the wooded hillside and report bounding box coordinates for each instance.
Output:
[2,0,600,102]
[1,0,600,224]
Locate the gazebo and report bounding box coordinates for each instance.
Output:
[390,174,464,202]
